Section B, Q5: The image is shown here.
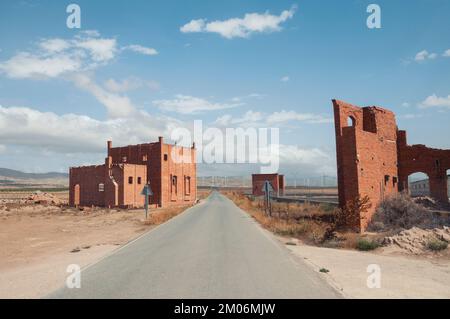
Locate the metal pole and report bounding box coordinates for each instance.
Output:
[145,193,148,219]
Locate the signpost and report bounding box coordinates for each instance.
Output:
[262,180,274,216]
[141,184,153,219]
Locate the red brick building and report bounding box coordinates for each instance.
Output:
[333,99,450,231]
[252,173,285,196]
[70,157,147,208]
[70,137,197,208]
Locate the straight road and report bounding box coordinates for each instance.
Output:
[49,191,340,298]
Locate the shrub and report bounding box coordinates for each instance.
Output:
[369,192,432,231]
[356,238,380,251]
[322,195,371,242]
[426,239,448,251]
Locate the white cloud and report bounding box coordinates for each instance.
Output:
[0,32,162,120]
[153,95,242,114]
[124,44,158,56]
[0,31,156,79]
[419,94,450,109]
[443,49,450,57]
[71,73,136,118]
[39,38,70,53]
[104,77,160,93]
[267,110,332,124]
[215,110,264,126]
[214,110,332,127]
[280,76,290,82]
[278,145,334,174]
[75,38,117,62]
[414,50,438,62]
[180,6,296,39]
[0,104,182,154]
[0,52,82,78]
[180,19,206,33]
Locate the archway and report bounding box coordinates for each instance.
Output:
[347,116,355,127]
[407,172,430,197]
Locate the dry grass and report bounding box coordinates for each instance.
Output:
[142,205,190,226]
[223,191,388,251]
[224,191,329,245]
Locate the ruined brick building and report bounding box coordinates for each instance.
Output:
[252,173,285,197]
[333,100,450,231]
[70,137,197,208]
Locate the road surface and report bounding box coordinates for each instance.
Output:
[49,191,340,298]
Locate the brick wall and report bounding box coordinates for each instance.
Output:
[333,99,450,232]
[398,131,450,203]
[69,165,106,207]
[69,161,147,208]
[107,137,197,207]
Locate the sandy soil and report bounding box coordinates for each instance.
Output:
[282,238,450,298]
[0,202,191,299]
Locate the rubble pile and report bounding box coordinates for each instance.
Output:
[383,226,450,254]
[26,192,64,205]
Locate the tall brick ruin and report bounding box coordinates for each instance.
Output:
[333,99,450,231]
[70,137,197,208]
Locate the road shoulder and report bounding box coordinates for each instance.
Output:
[281,238,450,299]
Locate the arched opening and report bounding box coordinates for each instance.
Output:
[347,116,355,127]
[408,172,430,197]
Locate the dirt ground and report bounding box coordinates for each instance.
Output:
[283,238,450,298]
[0,190,210,299]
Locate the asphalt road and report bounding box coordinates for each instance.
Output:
[49,191,340,298]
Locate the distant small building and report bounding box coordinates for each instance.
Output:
[410,176,450,198]
[252,173,285,197]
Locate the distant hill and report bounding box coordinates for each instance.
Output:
[0,168,68,180]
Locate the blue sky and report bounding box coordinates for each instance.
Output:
[0,0,449,177]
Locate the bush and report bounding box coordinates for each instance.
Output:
[322,195,371,242]
[356,238,380,251]
[426,239,448,251]
[369,192,432,231]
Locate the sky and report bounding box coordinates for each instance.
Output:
[0,0,449,178]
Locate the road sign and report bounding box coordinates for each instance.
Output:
[262,180,274,195]
[141,184,153,219]
[141,184,153,196]
[262,180,274,216]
